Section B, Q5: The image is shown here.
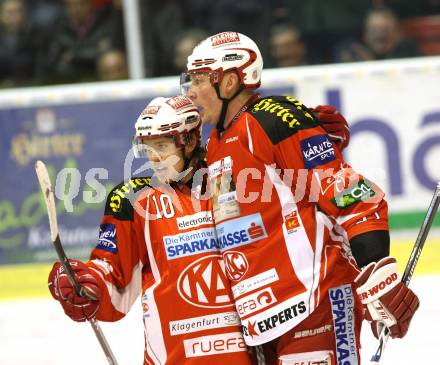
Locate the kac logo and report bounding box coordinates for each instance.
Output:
[223,251,249,281]
[177,255,233,308]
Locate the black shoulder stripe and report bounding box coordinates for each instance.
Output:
[249,96,319,144]
[104,177,152,221]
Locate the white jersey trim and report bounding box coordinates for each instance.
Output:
[266,164,317,298]
[240,165,330,345]
[245,114,254,154]
[312,209,326,308]
[90,260,142,315]
[143,195,167,365]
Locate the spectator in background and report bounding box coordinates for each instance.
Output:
[107,0,125,52]
[269,23,307,68]
[0,0,38,87]
[205,0,273,64]
[26,0,61,33]
[142,0,185,76]
[91,0,112,11]
[334,7,421,62]
[372,0,440,19]
[39,0,113,84]
[173,28,207,73]
[96,48,128,81]
[279,0,372,63]
[180,0,274,72]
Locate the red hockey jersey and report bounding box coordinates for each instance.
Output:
[205,95,389,346]
[87,178,255,364]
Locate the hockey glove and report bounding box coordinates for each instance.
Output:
[355,256,419,338]
[48,259,101,322]
[311,105,350,151]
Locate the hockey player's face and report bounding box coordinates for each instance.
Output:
[185,72,222,125]
[142,137,186,184]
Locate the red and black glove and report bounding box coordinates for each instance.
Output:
[311,105,350,151]
[355,257,420,338]
[48,259,101,322]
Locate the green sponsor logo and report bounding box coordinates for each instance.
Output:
[332,180,376,209]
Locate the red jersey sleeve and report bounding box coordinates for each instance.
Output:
[86,178,151,322]
[247,96,389,240]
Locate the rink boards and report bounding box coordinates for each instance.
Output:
[1,237,439,301]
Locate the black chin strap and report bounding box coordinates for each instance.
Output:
[214,84,244,134]
[169,150,193,190]
[180,144,205,183]
[182,149,193,172]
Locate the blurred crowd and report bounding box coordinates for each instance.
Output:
[0,0,439,88]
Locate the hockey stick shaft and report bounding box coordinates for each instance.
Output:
[35,160,119,365]
[401,183,440,284]
[370,182,440,364]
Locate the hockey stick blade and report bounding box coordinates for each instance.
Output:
[35,160,119,365]
[370,182,440,364]
[35,160,89,297]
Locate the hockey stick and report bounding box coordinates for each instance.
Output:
[370,182,440,364]
[35,160,119,365]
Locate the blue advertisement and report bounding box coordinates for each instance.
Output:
[0,98,148,264]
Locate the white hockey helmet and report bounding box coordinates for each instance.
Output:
[133,95,201,157]
[185,31,263,89]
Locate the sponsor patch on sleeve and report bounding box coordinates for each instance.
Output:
[331,179,376,209]
[300,134,336,169]
[96,223,117,253]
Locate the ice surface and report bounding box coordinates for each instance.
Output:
[1,275,438,364]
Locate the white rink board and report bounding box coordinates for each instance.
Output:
[1,275,438,365]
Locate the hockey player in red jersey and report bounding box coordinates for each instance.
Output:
[47,93,352,364]
[48,95,258,364]
[183,31,420,364]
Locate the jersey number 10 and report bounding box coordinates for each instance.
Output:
[151,194,175,219]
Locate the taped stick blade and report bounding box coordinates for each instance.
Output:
[35,160,59,241]
[35,160,51,190]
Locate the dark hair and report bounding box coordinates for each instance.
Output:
[270,23,302,40]
[365,6,399,26]
[175,28,208,46]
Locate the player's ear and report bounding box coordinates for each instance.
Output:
[222,72,240,97]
